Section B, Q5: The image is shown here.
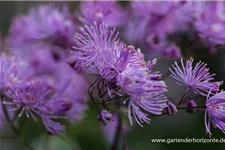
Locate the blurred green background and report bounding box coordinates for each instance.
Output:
[0,1,225,150]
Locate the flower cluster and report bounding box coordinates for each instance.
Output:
[0,1,224,144]
[9,4,76,59]
[170,57,224,135]
[73,22,168,127]
[0,53,87,134]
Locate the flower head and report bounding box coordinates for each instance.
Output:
[170,58,222,96]
[205,91,225,135]
[73,22,122,75]
[78,1,127,27]
[0,53,29,90]
[9,4,76,56]
[117,63,167,126]
[194,1,225,45]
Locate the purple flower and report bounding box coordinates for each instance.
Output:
[73,22,122,75]
[3,68,87,134]
[131,1,194,36]
[0,53,29,90]
[78,1,127,27]
[170,58,222,96]
[9,4,76,56]
[74,23,167,126]
[194,2,225,45]
[163,44,182,59]
[117,66,167,126]
[205,91,225,135]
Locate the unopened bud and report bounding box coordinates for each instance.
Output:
[185,100,197,113]
[97,110,113,125]
[167,101,178,116]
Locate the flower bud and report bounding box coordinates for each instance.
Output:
[185,100,197,113]
[97,110,113,125]
[167,101,178,116]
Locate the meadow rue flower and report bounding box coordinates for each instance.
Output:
[78,1,127,27]
[170,58,222,96]
[3,75,87,134]
[194,1,225,45]
[1,51,88,134]
[131,1,194,36]
[73,22,122,75]
[9,4,76,56]
[74,23,167,126]
[205,91,225,135]
[117,66,167,126]
[0,53,29,90]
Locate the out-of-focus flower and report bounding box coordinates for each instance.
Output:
[97,110,113,125]
[205,91,225,135]
[78,1,127,27]
[170,58,222,96]
[9,4,76,57]
[194,1,225,45]
[123,18,149,45]
[0,53,29,90]
[1,51,88,134]
[3,74,87,134]
[163,44,182,59]
[131,1,194,36]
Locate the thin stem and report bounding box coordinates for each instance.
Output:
[110,114,122,150]
[0,94,35,150]
[177,106,206,110]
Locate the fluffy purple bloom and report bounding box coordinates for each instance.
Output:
[1,51,88,134]
[78,1,127,27]
[205,91,225,135]
[3,75,87,134]
[131,1,194,36]
[194,2,225,45]
[117,66,167,126]
[0,53,29,90]
[170,58,222,96]
[9,4,76,56]
[74,23,167,126]
[73,22,122,75]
